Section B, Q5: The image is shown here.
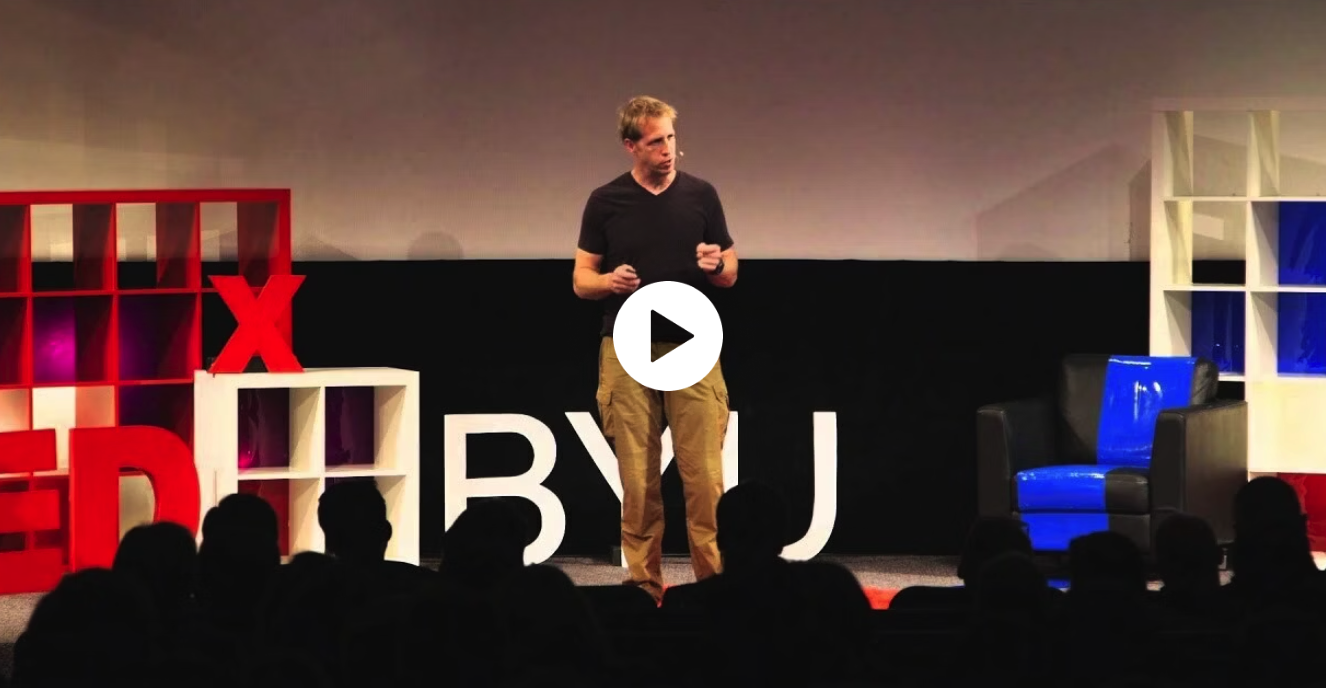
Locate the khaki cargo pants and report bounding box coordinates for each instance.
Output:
[596,336,729,599]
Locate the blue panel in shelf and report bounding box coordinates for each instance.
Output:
[1279,202,1326,286]
[1277,293,1326,375]
[1192,291,1244,374]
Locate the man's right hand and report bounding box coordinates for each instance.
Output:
[608,264,641,294]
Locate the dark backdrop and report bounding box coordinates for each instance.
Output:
[41,259,1224,560]
[272,259,1161,560]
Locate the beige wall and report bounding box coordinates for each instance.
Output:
[4,0,1326,261]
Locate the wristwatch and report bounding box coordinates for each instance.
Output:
[710,257,725,275]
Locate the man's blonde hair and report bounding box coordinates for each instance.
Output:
[617,96,678,142]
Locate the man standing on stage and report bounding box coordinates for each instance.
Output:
[573,95,739,601]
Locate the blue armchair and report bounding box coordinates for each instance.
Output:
[976,354,1247,553]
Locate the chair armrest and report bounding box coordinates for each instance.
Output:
[977,397,1055,516]
[1150,399,1248,544]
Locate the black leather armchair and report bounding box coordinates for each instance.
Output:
[976,354,1247,553]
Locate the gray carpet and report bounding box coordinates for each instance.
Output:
[550,554,963,590]
[0,594,38,646]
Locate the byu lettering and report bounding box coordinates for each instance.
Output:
[442,411,839,564]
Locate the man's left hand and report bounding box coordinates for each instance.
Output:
[697,243,722,272]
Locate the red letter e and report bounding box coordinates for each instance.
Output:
[0,430,64,594]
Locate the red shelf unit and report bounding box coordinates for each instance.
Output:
[0,189,292,574]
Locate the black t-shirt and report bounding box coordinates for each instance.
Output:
[577,170,734,342]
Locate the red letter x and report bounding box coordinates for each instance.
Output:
[208,274,305,373]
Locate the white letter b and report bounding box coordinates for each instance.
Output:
[442,414,566,564]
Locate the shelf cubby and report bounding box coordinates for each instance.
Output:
[117,293,199,382]
[116,202,202,291]
[31,296,113,385]
[240,475,325,559]
[1275,292,1326,376]
[1247,379,1326,474]
[234,387,322,475]
[0,389,29,433]
[1155,199,1248,288]
[118,383,194,448]
[1193,200,1247,286]
[0,206,29,294]
[1275,202,1326,286]
[1191,291,1246,375]
[238,388,291,471]
[1272,111,1326,198]
[237,201,291,288]
[30,204,117,293]
[243,482,293,556]
[1191,110,1251,198]
[0,297,28,387]
[31,385,116,470]
[325,386,377,469]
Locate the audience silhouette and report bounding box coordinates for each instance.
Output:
[5,474,1326,686]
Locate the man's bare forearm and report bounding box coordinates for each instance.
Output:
[707,269,737,288]
[574,268,614,300]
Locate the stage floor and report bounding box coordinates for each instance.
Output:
[553,554,963,590]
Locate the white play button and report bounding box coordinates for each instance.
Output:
[612,281,724,391]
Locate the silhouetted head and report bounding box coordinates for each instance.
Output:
[1154,512,1222,589]
[496,564,608,681]
[318,479,392,563]
[787,560,872,666]
[441,499,529,591]
[974,551,1048,615]
[200,492,280,566]
[256,551,348,673]
[956,516,1033,584]
[197,492,281,624]
[14,568,159,684]
[716,482,787,573]
[1230,476,1314,581]
[1235,476,1306,535]
[1068,530,1146,594]
[113,521,198,619]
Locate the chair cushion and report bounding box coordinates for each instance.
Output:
[1015,465,1149,514]
[1096,355,1199,468]
[1056,354,1213,467]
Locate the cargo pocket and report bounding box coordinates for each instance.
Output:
[714,387,730,449]
[596,389,615,441]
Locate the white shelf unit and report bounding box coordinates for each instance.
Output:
[1152,99,1326,474]
[193,367,420,564]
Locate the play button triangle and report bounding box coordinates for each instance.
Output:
[651,310,693,361]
